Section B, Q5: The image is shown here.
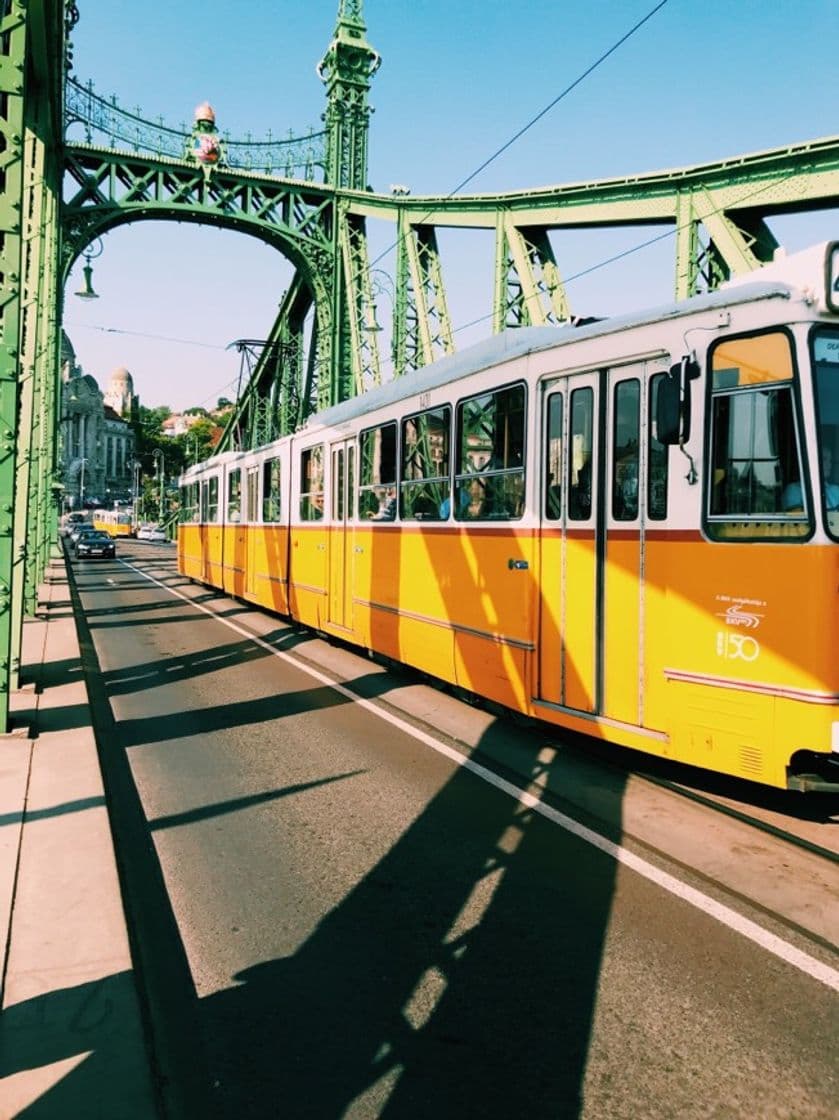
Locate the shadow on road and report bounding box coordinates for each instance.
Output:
[45,551,627,1119]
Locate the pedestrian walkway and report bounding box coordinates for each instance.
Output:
[0,555,159,1118]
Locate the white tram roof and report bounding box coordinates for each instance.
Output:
[180,449,240,481]
[185,240,837,465]
[308,278,796,433]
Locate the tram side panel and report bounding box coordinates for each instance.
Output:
[448,525,534,712]
[354,522,401,662]
[247,445,290,615]
[289,438,329,631]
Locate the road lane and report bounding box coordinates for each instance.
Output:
[71,545,839,1119]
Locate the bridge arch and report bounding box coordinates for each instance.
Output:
[62,145,337,306]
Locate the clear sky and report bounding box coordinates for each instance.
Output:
[62,0,839,413]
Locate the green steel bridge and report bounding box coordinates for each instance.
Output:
[2,0,839,729]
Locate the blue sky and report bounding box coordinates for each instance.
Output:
[62,0,839,412]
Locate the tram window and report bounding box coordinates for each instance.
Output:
[401,406,451,520]
[813,329,839,540]
[455,383,526,520]
[227,469,241,523]
[179,483,198,523]
[359,422,397,521]
[648,375,669,520]
[299,445,324,521]
[707,331,809,540]
[545,393,563,521]
[612,380,640,521]
[347,445,355,521]
[262,457,282,523]
[568,388,593,520]
[203,476,219,523]
[246,468,258,524]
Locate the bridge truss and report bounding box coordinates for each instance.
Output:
[1,0,839,728]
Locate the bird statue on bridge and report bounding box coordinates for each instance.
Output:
[187,102,224,179]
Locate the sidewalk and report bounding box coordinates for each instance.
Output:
[0,555,159,1118]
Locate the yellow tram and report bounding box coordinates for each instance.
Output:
[178,242,839,791]
[92,507,135,538]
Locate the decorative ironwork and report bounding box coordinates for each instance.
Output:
[64,75,327,180]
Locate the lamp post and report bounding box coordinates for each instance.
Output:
[79,457,88,508]
[365,269,399,372]
[152,449,165,524]
[129,459,141,530]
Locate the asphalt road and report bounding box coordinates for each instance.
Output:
[71,542,839,1120]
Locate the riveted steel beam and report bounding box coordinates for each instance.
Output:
[0,0,27,713]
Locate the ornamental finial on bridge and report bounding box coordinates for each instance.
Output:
[187,101,224,179]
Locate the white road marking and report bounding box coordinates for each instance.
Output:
[122,559,839,993]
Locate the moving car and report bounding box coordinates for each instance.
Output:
[136,523,167,542]
[75,531,116,559]
[69,522,96,547]
[60,512,86,538]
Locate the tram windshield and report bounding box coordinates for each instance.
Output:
[812,329,839,540]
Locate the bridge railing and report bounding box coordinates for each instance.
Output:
[64,75,327,180]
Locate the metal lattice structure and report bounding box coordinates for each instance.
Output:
[2,0,839,729]
[65,74,327,179]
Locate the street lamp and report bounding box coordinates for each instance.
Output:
[152,449,165,524]
[129,459,142,530]
[74,239,104,301]
[365,268,395,334]
[79,457,88,507]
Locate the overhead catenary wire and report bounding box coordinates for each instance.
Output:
[66,2,674,411]
[370,0,672,270]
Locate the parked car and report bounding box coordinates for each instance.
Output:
[136,523,167,542]
[75,531,116,560]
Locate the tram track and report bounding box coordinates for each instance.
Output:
[629,768,839,865]
[605,776,839,969]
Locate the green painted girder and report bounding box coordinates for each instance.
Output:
[341,207,382,394]
[218,274,313,452]
[401,225,454,370]
[62,142,351,415]
[494,221,569,330]
[62,143,338,274]
[347,132,839,308]
[0,0,65,729]
[0,2,27,712]
[222,130,839,448]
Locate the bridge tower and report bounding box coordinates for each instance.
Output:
[317,0,381,190]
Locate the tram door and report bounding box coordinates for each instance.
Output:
[538,373,602,713]
[328,439,355,630]
[245,467,259,599]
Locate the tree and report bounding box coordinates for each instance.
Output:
[174,416,219,467]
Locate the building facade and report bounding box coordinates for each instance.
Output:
[59,333,138,508]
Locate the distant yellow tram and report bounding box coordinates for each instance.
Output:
[92,508,134,538]
[178,242,839,791]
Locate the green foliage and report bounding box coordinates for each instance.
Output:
[174,415,219,466]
